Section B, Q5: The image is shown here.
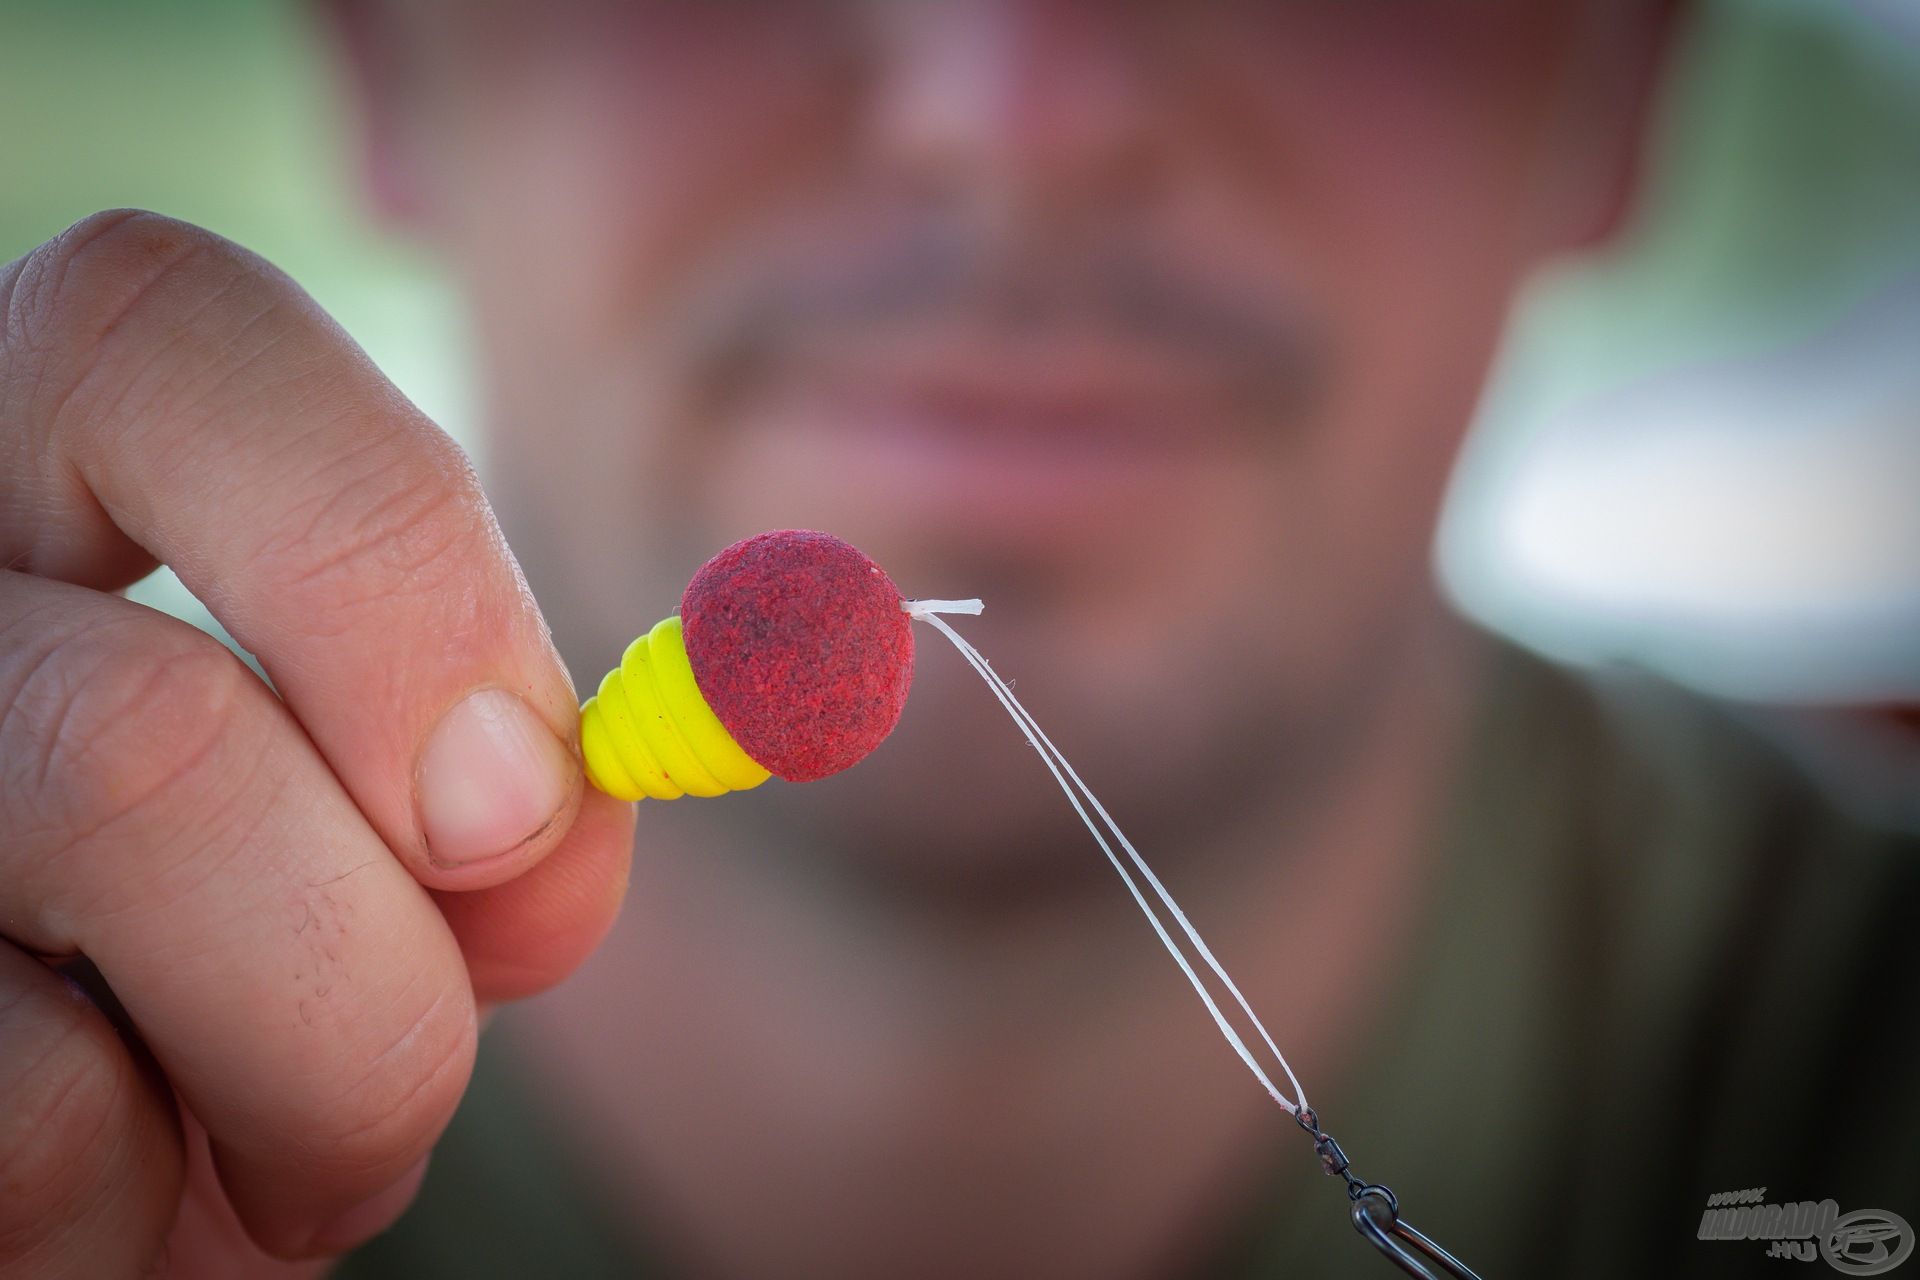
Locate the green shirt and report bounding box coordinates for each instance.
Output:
[339,646,1920,1277]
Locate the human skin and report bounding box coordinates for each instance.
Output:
[356,0,1666,882]
[346,6,1674,1278]
[0,2,1671,1277]
[0,211,637,1276]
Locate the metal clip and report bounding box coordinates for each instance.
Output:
[1295,1108,1484,1280]
[1350,1185,1483,1280]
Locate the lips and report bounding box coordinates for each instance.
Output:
[712,337,1234,537]
[767,323,1250,449]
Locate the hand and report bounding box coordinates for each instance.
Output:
[0,211,636,1276]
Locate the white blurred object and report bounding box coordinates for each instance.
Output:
[1441,272,1920,705]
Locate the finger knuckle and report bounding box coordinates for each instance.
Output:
[11,210,217,357]
[0,1000,149,1258]
[5,209,282,435]
[0,607,258,890]
[308,985,476,1182]
[246,423,502,634]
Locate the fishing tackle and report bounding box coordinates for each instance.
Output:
[579,528,1482,1278]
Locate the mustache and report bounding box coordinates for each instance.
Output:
[676,220,1327,416]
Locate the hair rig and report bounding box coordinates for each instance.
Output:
[580,529,1483,1280]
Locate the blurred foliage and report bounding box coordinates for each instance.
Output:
[0,0,472,441]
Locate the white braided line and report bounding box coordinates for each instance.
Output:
[906,601,1307,1116]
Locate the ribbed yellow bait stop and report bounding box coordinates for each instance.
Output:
[580,615,771,803]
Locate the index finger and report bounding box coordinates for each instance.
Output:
[2,210,627,906]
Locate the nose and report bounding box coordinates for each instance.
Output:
[865,0,1155,226]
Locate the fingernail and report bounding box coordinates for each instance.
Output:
[419,687,574,867]
[306,1156,432,1256]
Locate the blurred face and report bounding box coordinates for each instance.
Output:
[351,0,1657,884]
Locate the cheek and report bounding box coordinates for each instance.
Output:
[1165,12,1560,572]
[1182,6,1564,323]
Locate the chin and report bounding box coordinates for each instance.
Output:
[734,774,1102,906]
[713,656,1291,908]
